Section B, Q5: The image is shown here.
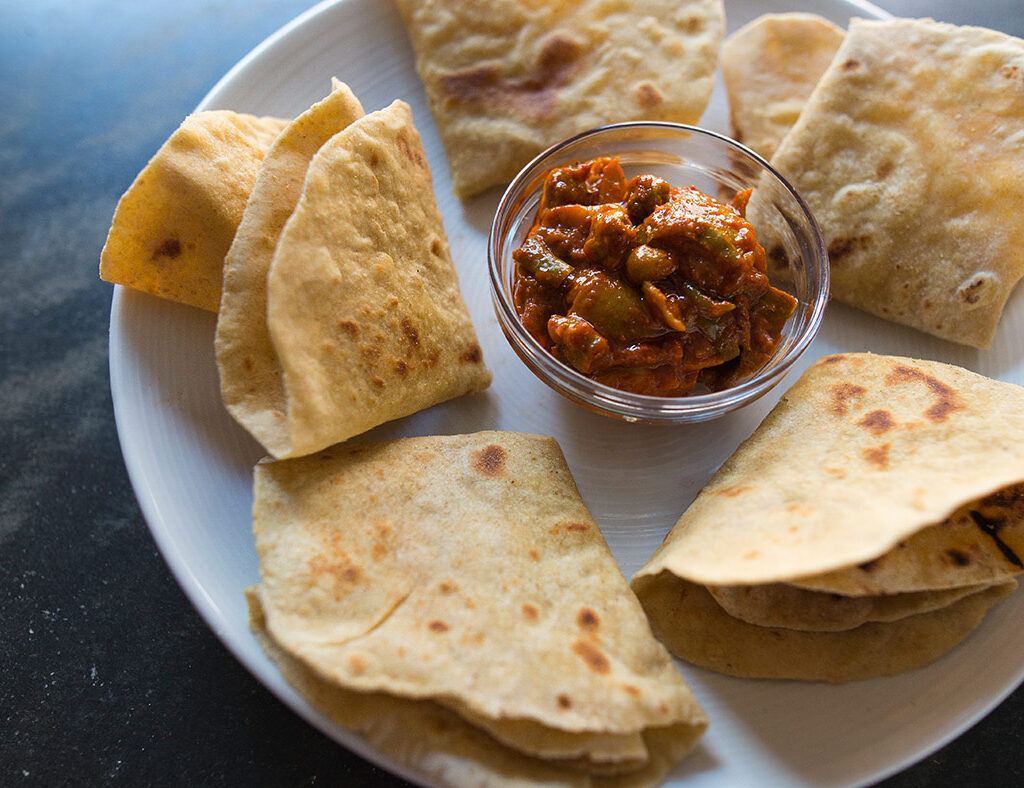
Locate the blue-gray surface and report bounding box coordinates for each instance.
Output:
[1,1,1021,785]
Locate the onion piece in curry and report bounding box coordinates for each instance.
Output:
[512,157,797,397]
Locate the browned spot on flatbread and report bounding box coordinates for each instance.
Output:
[557,693,572,710]
[401,317,419,349]
[460,344,483,364]
[621,684,641,697]
[395,131,426,169]
[829,382,866,415]
[946,548,972,567]
[428,620,450,633]
[528,549,540,561]
[681,15,704,33]
[884,364,964,423]
[858,409,894,435]
[635,81,662,108]
[862,443,890,469]
[999,64,1023,82]
[338,319,360,336]
[840,58,861,72]
[576,607,600,632]
[471,444,507,476]
[308,553,363,591]
[438,580,458,594]
[715,484,752,498]
[242,356,254,372]
[522,603,539,620]
[152,238,181,260]
[439,33,583,121]
[572,640,611,674]
[560,521,590,533]
[822,354,848,364]
[348,655,367,674]
[959,277,988,304]
[371,376,385,388]
[393,359,409,377]
[827,236,870,262]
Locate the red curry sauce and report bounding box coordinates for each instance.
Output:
[512,157,797,396]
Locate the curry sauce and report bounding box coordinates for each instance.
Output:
[512,157,797,396]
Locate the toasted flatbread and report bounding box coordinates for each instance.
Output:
[215,80,365,455]
[631,353,1024,680]
[100,110,287,311]
[763,18,1024,348]
[394,0,724,198]
[216,90,490,458]
[721,13,844,159]
[251,431,706,779]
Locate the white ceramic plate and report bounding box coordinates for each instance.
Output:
[109,1,1024,785]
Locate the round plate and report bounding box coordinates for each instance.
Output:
[109,1,1024,785]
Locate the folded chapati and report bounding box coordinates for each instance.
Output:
[215,80,366,455]
[100,110,288,311]
[394,0,725,198]
[721,13,844,160]
[215,88,490,459]
[251,431,707,781]
[762,18,1024,348]
[632,353,1024,681]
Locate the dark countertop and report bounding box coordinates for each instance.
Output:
[2,1,1022,785]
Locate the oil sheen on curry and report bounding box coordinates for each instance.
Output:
[512,157,798,396]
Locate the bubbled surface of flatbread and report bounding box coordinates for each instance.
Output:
[765,18,1024,348]
[264,101,490,458]
[253,432,706,769]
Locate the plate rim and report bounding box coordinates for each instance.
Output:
[108,2,1024,787]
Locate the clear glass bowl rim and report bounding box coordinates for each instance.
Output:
[487,121,830,422]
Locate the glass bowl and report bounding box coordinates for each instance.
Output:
[487,122,829,423]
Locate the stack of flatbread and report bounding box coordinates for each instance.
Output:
[100,80,490,458]
[99,110,288,311]
[249,431,707,785]
[730,16,1024,348]
[213,80,491,458]
[394,0,725,198]
[631,353,1024,682]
